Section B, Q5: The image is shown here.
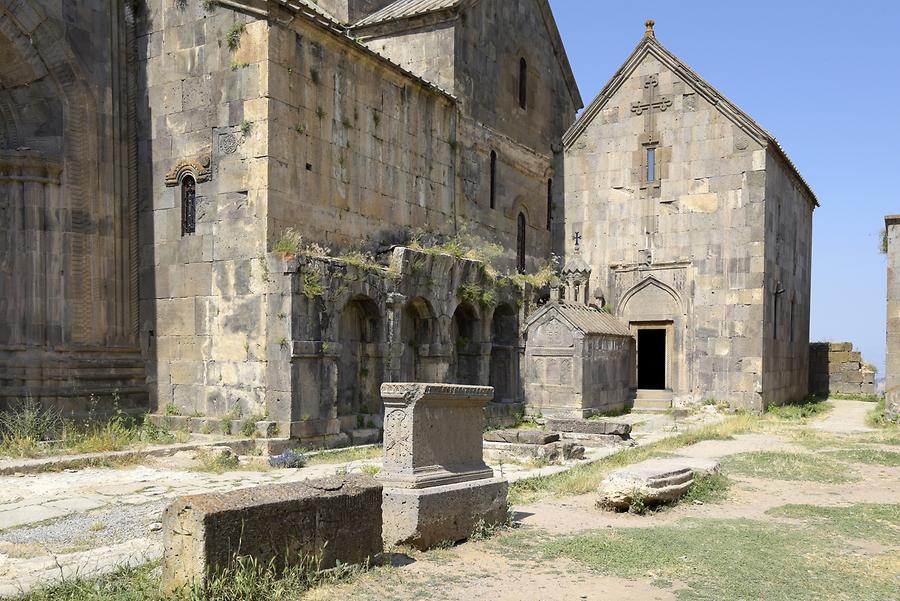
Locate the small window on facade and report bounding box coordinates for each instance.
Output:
[181,175,196,236]
[646,146,656,182]
[518,58,527,110]
[546,178,553,230]
[490,150,497,209]
[517,212,526,273]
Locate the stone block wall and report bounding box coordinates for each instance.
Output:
[886,215,900,420]
[563,50,769,409]
[562,35,815,410]
[761,151,814,405]
[137,1,272,418]
[0,0,144,415]
[809,342,876,397]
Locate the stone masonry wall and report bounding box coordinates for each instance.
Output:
[137,1,271,417]
[886,216,900,420]
[0,0,144,415]
[762,151,814,405]
[564,50,768,409]
[809,342,875,397]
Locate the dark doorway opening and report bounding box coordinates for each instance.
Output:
[638,329,666,390]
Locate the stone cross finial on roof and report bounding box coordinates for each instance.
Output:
[645,19,656,37]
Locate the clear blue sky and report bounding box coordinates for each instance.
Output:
[550,1,900,375]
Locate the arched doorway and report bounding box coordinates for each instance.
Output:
[490,303,518,403]
[337,296,381,417]
[451,302,481,384]
[401,297,435,382]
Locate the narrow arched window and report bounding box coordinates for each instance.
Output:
[517,212,526,273]
[181,175,196,236]
[546,178,553,230]
[489,150,497,209]
[518,58,527,110]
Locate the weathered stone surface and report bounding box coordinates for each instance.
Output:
[483,440,585,463]
[382,478,508,550]
[564,29,815,410]
[377,383,495,489]
[378,383,508,549]
[597,457,720,509]
[161,475,382,593]
[887,216,900,422]
[523,301,634,417]
[482,429,560,445]
[546,418,632,437]
[560,432,636,448]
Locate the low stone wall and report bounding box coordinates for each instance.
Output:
[161,475,382,593]
[809,342,875,397]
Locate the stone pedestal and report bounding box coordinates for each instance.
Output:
[378,383,508,549]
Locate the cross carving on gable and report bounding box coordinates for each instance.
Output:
[630,75,672,116]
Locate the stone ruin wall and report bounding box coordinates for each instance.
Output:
[886,216,900,420]
[808,342,875,397]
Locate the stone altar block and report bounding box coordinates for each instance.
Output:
[378,383,508,549]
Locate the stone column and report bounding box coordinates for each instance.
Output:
[886,216,900,421]
[379,383,508,549]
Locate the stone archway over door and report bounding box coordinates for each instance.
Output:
[451,302,481,385]
[337,297,382,417]
[619,277,684,394]
[490,303,518,403]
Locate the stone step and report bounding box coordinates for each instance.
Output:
[632,389,673,412]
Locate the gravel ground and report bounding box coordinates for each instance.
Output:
[0,500,168,552]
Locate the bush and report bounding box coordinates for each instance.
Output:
[0,398,62,442]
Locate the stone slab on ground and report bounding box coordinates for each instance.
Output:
[483,441,584,463]
[560,432,635,447]
[546,418,632,437]
[161,475,382,593]
[482,430,560,444]
[382,477,508,550]
[597,457,720,509]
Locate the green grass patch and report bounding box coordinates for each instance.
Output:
[766,397,831,420]
[828,393,880,402]
[681,473,731,504]
[824,447,900,466]
[766,503,900,546]
[508,414,756,504]
[542,515,897,601]
[722,451,855,483]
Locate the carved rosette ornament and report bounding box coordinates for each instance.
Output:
[164,155,211,187]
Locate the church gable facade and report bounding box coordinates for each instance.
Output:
[563,23,816,410]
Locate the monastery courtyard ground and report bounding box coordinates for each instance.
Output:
[1,400,897,600]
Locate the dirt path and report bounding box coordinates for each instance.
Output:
[811,399,876,433]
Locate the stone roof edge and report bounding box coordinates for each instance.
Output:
[522,302,572,332]
[563,34,818,207]
[886,215,900,226]
[349,0,583,111]
[222,0,457,102]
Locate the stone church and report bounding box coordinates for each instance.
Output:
[0,1,815,438]
[562,22,816,411]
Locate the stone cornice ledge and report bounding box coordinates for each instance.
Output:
[380,383,494,405]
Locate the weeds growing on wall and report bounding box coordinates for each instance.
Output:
[225,22,246,52]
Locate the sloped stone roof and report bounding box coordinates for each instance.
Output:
[564,29,818,207]
[353,0,461,27]
[525,302,633,338]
